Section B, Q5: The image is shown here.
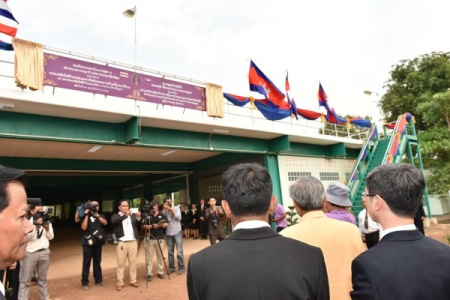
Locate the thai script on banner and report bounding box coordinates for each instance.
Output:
[44,53,206,111]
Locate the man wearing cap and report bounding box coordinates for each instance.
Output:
[323,182,356,224]
[281,176,365,300]
[141,200,168,282]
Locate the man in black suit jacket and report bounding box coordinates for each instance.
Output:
[351,163,450,300]
[187,163,329,300]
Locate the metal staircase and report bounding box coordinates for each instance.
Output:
[347,113,431,219]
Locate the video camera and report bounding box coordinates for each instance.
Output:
[142,200,157,215]
[33,211,52,226]
[77,201,99,218]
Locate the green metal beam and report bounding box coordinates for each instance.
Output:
[0,157,192,172]
[268,135,291,152]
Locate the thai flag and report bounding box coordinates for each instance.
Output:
[249,60,287,109]
[0,39,13,50]
[318,83,329,110]
[0,0,19,37]
[285,72,298,120]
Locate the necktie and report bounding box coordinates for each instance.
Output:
[364,210,369,230]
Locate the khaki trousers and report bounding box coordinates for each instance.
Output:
[116,240,137,285]
[144,238,165,276]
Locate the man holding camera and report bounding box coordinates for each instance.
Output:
[80,201,107,291]
[163,197,185,275]
[205,197,225,245]
[110,199,141,291]
[19,200,54,300]
[141,200,168,282]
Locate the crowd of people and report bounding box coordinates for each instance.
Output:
[1,162,450,300]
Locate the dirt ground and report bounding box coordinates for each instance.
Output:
[25,217,450,300]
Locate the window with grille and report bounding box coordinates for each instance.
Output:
[344,160,355,169]
[318,159,338,169]
[319,172,340,181]
[285,157,311,168]
[345,172,351,181]
[208,185,222,193]
[288,171,312,181]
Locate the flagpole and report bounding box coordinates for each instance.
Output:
[134,6,137,67]
[123,6,137,67]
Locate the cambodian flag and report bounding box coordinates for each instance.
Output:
[249,60,287,108]
[318,83,329,110]
[223,93,249,107]
[0,0,19,37]
[285,72,298,120]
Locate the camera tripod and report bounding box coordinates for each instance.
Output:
[139,214,171,288]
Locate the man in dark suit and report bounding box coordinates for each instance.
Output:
[351,163,450,300]
[187,163,329,300]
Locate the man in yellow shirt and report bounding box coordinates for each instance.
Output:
[281,176,365,300]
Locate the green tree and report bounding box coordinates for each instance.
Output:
[286,206,299,226]
[381,52,450,194]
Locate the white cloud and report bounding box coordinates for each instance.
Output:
[3,0,450,122]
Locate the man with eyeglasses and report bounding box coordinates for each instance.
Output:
[351,163,450,300]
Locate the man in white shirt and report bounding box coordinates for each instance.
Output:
[357,206,382,249]
[19,201,54,300]
[0,166,34,300]
[110,199,142,291]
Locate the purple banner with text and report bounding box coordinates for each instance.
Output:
[44,53,206,111]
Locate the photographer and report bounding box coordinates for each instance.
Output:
[164,197,185,275]
[141,200,168,282]
[79,201,107,291]
[110,199,141,291]
[205,197,225,245]
[19,200,54,300]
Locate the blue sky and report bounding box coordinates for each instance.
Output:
[2,0,450,123]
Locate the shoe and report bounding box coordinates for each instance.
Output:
[130,282,140,288]
[82,285,89,291]
[178,270,185,275]
[95,282,104,287]
[168,270,175,274]
[158,274,165,279]
[116,285,123,291]
[147,275,153,282]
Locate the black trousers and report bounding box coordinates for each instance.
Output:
[199,220,207,239]
[81,244,103,286]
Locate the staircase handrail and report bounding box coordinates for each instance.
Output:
[347,125,378,202]
[382,113,410,164]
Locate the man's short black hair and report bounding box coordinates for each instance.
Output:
[0,165,27,213]
[366,163,425,218]
[222,163,272,217]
